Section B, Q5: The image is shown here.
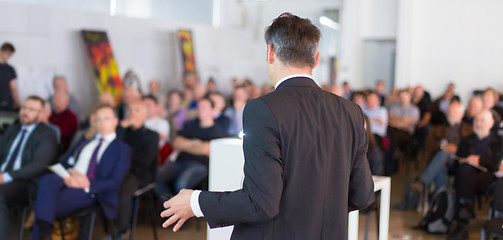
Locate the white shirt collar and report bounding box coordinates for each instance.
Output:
[274,74,314,89]
[95,132,117,142]
[22,123,37,132]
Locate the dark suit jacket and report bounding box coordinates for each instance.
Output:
[61,137,131,219]
[199,77,375,239]
[0,123,58,182]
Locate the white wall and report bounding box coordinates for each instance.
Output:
[0,1,266,119]
[218,0,342,85]
[338,0,398,88]
[395,0,503,103]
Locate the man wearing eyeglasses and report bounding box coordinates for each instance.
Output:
[0,95,58,239]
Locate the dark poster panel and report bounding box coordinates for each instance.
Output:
[81,30,123,102]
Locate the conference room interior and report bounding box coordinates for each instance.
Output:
[1,0,502,239]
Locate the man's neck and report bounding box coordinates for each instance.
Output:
[55,109,67,114]
[477,132,490,140]
[271,65,313,87]
[234,101,246,110]
[200,118,214,128]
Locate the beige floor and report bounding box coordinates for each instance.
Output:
[11,165,491,240]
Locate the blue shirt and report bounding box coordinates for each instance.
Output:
[1,124,37,183]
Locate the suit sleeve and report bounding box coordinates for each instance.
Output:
[348,108,375,211]
[89,144,132,194]
[199,99,284,228]
[8,127,58,181]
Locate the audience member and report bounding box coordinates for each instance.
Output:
[209,92,231,133]
[461,96,483,137]
[32,104,131,239]
[50,91,79,152]
[330,84,344,97]
[364,116,384,175]
[48,76,81,119]
[375,80,386,106]
[417,101,465,191]
[412,85,433,150]
[363,91,388,140]
[0,96,58,239]
[351,91,365,108]
[183,72,197,89]
[250,85,263,99]
[166,90,187,139]
[155,97,226,198]
[143,95,170,147]
[98,92,116,107]
[342,81,352,100]
[111,101,159,239]
[385,88,401,106]
[448,110,503,239]
[0,42,19,111]
[433,89,459,116]
[261,83,274,95]
[39,100,61,143]
[224,85,248,136]
[117,87,141,120]
[207,77,217,94]
[148,79,167,108]
[389,90,420,135]
[388,90,420,164]
[482,88,503,136]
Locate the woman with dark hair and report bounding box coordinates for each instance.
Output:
[364,115,384,175]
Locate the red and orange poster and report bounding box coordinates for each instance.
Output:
[178,29,197,76]
[81,30,123,102]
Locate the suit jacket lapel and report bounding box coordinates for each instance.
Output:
[0,124,22,165]
[95,139,117,177]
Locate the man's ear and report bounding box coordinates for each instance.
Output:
[267,44,275,64]
[312,52,320,69]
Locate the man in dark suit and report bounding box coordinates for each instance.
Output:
[0,95,58,239]
[32,104,131,239]
[160,12,375,239]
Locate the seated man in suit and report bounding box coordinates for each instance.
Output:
[32,104,131,240]
[448,109,503,239]
[108,101,159,239]
[155,97,226,198]
[0,96,58,239]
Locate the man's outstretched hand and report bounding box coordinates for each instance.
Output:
[160,189,195,232]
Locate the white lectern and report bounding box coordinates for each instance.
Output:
[207,138,390,240]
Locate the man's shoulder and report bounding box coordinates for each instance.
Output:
[109,138,132,152]
[0,63,16,73]
[33,123,57,137]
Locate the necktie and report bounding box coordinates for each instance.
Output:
[4,129,27,172]
[87,138,104,179]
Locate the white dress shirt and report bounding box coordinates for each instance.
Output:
[71,132,116,175]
